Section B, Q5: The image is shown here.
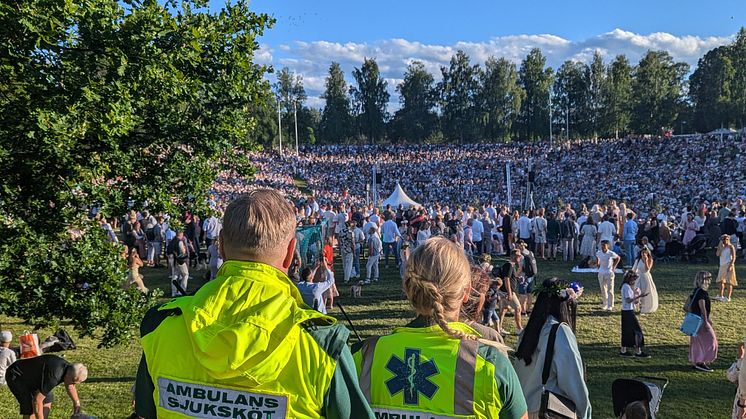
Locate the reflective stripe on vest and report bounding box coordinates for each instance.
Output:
[359,335,480,417]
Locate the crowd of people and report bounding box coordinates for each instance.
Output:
[60,133,744,418]
[210,134,746,215]
[123,188,746,419]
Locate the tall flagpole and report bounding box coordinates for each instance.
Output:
[277,99,283,156]
[294,101,299,155]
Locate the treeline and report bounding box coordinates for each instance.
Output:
[257,28,746,146]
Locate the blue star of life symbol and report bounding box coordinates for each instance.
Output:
[385,348,439,405]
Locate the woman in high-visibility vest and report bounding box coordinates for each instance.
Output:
[352,236,529,419]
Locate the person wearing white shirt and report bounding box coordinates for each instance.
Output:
[366,227,382,283]
[0,331,16,385]
[202,214,222,247]
[416,222,432,247]
[352,222,365,278]
[517,212,532,243]
[471,216,484,254]
[369,208,381,226]
[334,209,348,236]
[295,262,336,314]
[596,240,621,311]
[597,216,617,250]
[619,272,650,358]
[381,217,402,268]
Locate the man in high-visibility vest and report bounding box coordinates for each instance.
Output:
[135,189,374,418]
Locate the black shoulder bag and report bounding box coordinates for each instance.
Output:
[539,323,578,419]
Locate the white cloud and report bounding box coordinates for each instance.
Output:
[254,44,273,65]
[261,29,734,111]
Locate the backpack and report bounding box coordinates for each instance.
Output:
[145,228,156,241]
[523,251,537,278]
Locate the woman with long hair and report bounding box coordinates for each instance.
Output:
[125,247,148,293]
[688,271,718,372]
[619,271,649,358]
[683,213,699,246]
[716,234,738,302]
[579,216,598,258]
[633,247,658,313]
[352,237,528,418]
[514,278,591,419]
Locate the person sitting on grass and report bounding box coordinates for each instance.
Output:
[0,331,16,386]
[619,271,650,359]
[6,355,87,419]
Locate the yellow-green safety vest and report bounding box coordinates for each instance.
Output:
[353,323,502,419]
[140,261,340,418]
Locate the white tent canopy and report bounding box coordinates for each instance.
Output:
[382,182,420,208]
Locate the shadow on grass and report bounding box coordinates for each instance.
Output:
[86,376,136,384]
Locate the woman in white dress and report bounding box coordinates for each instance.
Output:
[633,246,658,313]
[579,218,598,258]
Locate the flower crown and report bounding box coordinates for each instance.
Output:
[532,280,583,300]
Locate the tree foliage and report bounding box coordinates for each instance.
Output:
[0,0,272,345]
[553,60,590,139]
[350,58,389,144]
[478,57,523,142]
[602,55,634,137]
[519,48,554,141]
[319,62,351,143]
[439,50,480,143]
[390,61,438,143]
[631,50,689,134]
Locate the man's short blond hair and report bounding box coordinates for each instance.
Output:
[222,189,296,259]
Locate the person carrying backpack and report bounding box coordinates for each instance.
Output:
[518,242,538,315]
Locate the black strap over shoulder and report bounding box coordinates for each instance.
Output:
[542,323,563,385]
[139,304,183,338]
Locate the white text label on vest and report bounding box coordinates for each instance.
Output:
[372,407,459,419]
[158,377,288,419]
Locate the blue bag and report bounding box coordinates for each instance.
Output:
[680,289,703,337]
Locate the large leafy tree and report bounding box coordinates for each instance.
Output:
[601,55,634,138]
[390,61,438,143]
[587,51,607,138]
[689,46,735,132]
[553,60,591,139]
[319,62,351,143]
[477,57,524,142]
[518,48,553,141]
[350,57,389,144]
[631,50,689,134]
[730,28,746,129]
[0,0,273,345]
[439,50,481,143]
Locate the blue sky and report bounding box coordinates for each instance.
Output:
[216,0,746,108]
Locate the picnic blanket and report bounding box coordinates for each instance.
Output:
[571,267,624,274]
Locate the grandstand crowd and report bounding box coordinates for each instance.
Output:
[211,133,746,215]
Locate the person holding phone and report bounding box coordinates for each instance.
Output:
[619,271,651,358]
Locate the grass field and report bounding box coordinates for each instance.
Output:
[0,251,744,418]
